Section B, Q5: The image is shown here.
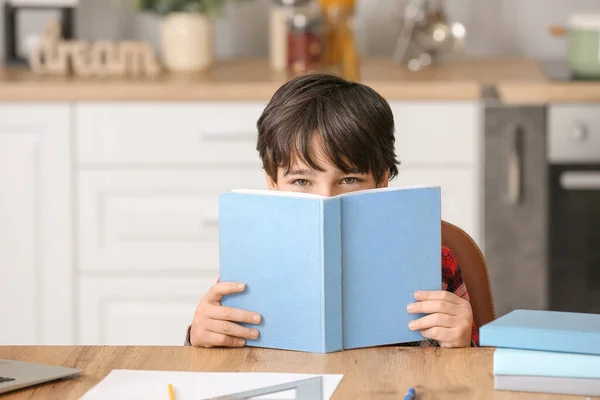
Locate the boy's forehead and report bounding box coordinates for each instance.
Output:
[285,138,331,171]
[282,157,328,174]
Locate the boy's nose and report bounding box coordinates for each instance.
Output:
[314,186,337,197]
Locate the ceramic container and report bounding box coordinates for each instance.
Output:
[161,12,213,72]
[552,14,600,79]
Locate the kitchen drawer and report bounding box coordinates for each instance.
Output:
[78,276,215,345]
[548,104,600,163]
[390,166,479,246]
[78,168,265,272]
[390,102,480,165]
[75,102,267,165]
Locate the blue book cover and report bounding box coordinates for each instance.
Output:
[493,348,600,379]
[219,186,441,353]
[480,309,600,355]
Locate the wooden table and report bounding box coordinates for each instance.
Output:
[0,346,591,399]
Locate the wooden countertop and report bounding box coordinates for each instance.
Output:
[496,80,600,104]
[0,58,551,103]
[1,58,598,103]
[0,346,588,399]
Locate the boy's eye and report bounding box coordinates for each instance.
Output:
[292,179,310,187]
[341,177,361,185]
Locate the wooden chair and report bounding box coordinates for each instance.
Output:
[442,221,496,328]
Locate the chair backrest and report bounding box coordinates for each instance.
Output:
[441,221,496,328]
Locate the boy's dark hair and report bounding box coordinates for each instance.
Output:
[256,73,399,184]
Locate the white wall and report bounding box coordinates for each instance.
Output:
[1,0,600,62]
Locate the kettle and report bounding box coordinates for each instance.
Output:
[393,0,466,71]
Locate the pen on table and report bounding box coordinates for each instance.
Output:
[403,387,416,400]
[168,383,176,400]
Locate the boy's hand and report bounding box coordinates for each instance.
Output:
[190,282,262,348]
[406,290,473,348]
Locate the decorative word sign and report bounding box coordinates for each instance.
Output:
[29,21,162,77]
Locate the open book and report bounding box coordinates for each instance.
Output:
[219,185,442,353]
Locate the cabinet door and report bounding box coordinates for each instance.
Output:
[78,169,265,272]
[78,276,216,345]
[0,104,73,344]
[484,106,547,317]
[389,101,480,165]
[390,167,479,247]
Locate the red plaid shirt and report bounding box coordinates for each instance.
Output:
[419,246,479,347]
[185,246,479,347]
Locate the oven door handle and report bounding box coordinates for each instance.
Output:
[560,171,600,190]
[504,123,524,205]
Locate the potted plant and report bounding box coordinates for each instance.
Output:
[136,0,249,72]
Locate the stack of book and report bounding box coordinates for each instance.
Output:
[480,309,600,397]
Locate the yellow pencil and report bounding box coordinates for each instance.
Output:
[168,383,176,400]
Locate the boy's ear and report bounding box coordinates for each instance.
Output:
[265,171,278,190]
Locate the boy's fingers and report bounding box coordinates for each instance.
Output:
[205,319,260,341]
[413,290,461,304]
[206,305,262,324]
[407,300,458,315]
[206,282,246,303]
[200,331,246,348]
[419,326,454,343]
[408,313,454,331]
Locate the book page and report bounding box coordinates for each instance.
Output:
[80,370,343,400]
[230,185,437,199]
[230,189,326,199]
[336,184,436,197]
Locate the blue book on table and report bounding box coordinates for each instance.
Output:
[493,348,600,379]
[219,186,441,353]
[480,309,600,355]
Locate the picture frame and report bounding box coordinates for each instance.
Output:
[2,0,78,66]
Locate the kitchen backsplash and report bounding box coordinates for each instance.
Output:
[1,0,599,61]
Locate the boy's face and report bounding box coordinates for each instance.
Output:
[265,137,389,197]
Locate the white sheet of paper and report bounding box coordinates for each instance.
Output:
[80,370,344,400]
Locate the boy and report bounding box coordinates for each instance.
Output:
[185,73,477,349]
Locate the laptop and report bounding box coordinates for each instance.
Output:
[0,359,81,394]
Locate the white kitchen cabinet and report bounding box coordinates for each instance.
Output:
[0,100,482,346]
[78,276,216,345]
[0,104,73,345]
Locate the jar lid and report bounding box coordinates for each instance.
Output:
[272,0,312,7]
[568,14,600,30]
[291,12,322,29]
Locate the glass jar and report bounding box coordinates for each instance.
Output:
[286,5,324,73]
[317,0,359,80]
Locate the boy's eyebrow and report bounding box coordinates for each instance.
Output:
[284,169,313,176]
[336,168,366,175]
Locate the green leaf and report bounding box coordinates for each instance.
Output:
[131,0,253,17]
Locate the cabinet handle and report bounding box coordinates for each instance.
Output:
[199,132,256,142]
[504,123,524,205]
[203,218,219,228]
[560,171,600,190]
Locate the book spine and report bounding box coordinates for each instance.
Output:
[493,349,600,379]
[495,375,600,396]
[480,327,600,356]
[321,198,343,353]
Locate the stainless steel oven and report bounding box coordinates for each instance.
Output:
[548,104,600,313]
